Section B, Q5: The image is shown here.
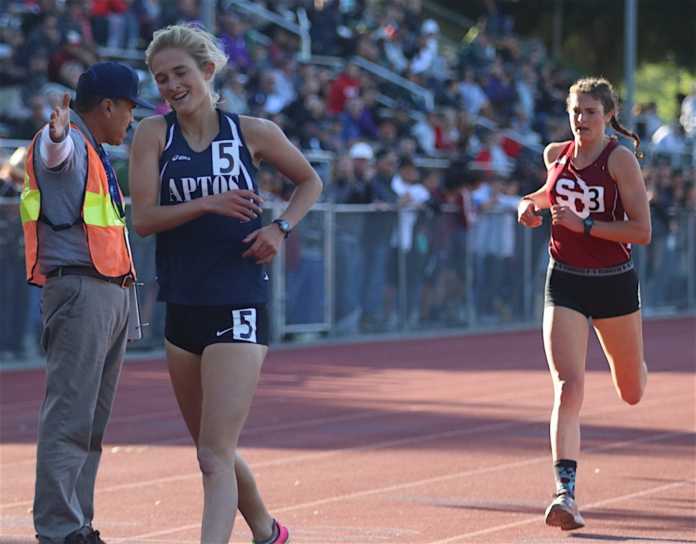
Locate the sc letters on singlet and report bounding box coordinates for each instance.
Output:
[555,176,606,218]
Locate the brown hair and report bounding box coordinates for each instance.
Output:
[567,77,643,159]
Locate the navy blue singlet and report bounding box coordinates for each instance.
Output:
[156,109,268,305]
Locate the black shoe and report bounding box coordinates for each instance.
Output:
[87,529,106,544]
[64,531,89,544]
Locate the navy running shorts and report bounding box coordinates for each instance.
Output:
[165,303,269,355]
[544,259,640,319]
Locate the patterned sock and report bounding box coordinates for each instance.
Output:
[554,459,577,497]
[253,520,278,544]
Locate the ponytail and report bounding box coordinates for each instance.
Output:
[610,115,644,159]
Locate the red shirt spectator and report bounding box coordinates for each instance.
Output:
[327,63,361,114]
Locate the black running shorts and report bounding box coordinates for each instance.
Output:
[165,303,269,355]
[544,259,640,319]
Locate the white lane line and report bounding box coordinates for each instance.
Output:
[427,479,696,543]
[119,428,692,541]
[0,378,554,467]
[1,390,691,510]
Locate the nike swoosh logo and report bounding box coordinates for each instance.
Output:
[216,327,234,337]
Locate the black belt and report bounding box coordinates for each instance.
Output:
[47,266,133,288]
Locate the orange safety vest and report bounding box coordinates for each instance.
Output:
[19,125,135,287]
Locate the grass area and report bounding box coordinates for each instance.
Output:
[628,63,695,121]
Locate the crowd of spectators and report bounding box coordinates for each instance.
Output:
[1,0,695,353]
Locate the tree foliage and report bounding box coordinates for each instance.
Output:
[444,0,696,79]
[634,63,696,120]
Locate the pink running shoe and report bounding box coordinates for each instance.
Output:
[272,520,289,543]
[252,520,289,544]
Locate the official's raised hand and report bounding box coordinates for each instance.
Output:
[49,93,71,142]
[206,189,264,221]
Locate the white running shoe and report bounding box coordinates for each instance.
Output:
[544,492,586,530]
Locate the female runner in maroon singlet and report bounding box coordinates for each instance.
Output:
[517,78,651,531]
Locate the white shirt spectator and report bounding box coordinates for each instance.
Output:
[410,115,436,156]
[516,79,535,120]
[458,80,489,116]
[652,122,687,154]
[470,183,520,258]
[410,38,438,75]
[384,40,409,73]
[391,174,430,251]
[680,90,696,138]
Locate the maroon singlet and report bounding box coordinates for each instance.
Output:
[544,138,631,268]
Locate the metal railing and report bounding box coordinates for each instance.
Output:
[1,197,694,367]
[222,0,311,61]
[351,56,435,112]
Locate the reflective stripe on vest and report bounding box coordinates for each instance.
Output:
[20,124,135,286]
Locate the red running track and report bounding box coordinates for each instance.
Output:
[1,317,694,543]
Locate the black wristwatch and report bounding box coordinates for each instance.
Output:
[272,218,291,238]
[583,217,594,237]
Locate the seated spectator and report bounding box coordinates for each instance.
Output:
[20,49,51,102]
[218,14,252,73]
[482,60,518,121]
[376,116,401,151]
[410,19,440,76]
[458,68,491,118]
[13,95,50,140]
[652,119,688,155]
[132,0,162,44]
[219,70,248,114]
[48,29,97,88]
[60,0,97,50]
[249,71,290,115]
[474,129,514,178]
[340,97,378,144]
[327,60,361,114]
[411,111,438,155]
[308,0,342,56]
[634,101,663,141]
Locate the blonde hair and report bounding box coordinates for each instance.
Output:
[145,24,229,104]
[567,77,643,159]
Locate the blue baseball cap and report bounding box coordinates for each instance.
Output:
[75,61,154,109]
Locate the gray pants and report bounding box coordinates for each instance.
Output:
[34,275,129,543]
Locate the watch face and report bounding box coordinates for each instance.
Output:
[275,219,290,233]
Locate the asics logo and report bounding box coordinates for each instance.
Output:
[172,154,191,161]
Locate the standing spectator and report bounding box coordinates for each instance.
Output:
[391,157,430,324]
[331,145,373,333]
[361,148,399,330]
[679,83,696,138]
